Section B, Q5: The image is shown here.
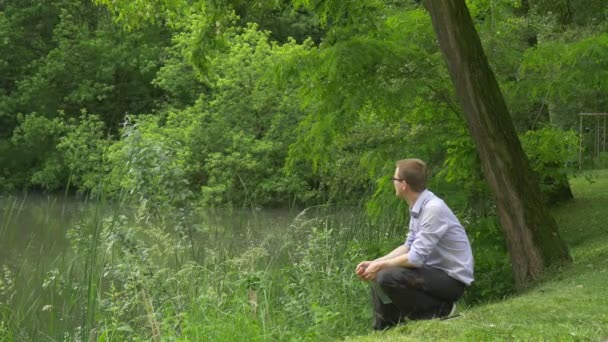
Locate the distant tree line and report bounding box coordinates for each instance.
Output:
[1,0,605,210]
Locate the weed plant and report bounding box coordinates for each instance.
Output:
[0,193,514,341]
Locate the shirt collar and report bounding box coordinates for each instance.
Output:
[410,189,432,219]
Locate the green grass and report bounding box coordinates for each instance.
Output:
[347,170,608,342]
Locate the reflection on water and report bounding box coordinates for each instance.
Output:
[0,195,405,283]
[0,194,404,339]
[0,196,82,267]
[0,196,313,278]
[0,195,311,338]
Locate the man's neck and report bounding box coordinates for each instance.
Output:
[406,190,422,209]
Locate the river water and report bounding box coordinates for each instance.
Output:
[0,194,407,340]
[0,195,309,272]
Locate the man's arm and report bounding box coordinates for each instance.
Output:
[373,245,409,262]
[372,245,419,270]
[382,253,419,268]
[406,205,449,267]
[361,245,419,281]
[356,245,409,280]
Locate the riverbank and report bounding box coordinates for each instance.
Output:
[1,172,606,341]
[350,171,608,341]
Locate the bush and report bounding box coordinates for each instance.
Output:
[104,115,193,212]
[520,127,578,203]
[3,112,110,194]
[462,214,515,304]
[57,112,110,193]
[8,113,68,191]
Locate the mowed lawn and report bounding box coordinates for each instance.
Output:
[347,170,608,342]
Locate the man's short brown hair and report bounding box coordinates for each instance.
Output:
[396,159,427,193]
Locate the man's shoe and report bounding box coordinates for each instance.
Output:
[440,303,459,320]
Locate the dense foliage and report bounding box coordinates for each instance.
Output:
[2,0,603,205]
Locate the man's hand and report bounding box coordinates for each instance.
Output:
[355,261,371,281]
[363,261,385,281]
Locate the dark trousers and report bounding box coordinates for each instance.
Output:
[371,266,466,330]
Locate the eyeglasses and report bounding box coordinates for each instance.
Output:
[391,177,405,183]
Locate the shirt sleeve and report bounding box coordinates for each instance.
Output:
[407,204,449,267]
[404,226,415,248]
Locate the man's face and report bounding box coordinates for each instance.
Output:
[393,167,406,199]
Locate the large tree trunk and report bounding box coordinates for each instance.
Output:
[425,0,571,285]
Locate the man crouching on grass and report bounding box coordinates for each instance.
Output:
[355,158,474,330]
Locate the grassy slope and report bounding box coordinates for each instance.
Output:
[347,170,608,342]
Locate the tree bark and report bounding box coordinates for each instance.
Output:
[424,0,571,285]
